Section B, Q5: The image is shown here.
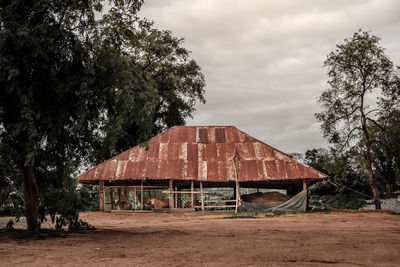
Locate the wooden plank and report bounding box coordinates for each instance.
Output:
[141,179,144,210]
[236,181,241,214]
[191,180,194,208]
[109,187,114,211]
[200,181,204,212]
[105,185,168,189]
[303,179,308,190]
[99,181,105,212]
[134,186,137,211]
[123,187,128,202]
[203,200,236,203]
[161,191,208,194]
[194,205,236,208]
[232,154,239,214]
[169,179,174,208]
[174,186,178,208]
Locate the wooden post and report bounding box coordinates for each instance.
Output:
[109,187,114,211]
[169,179,174,208]
[134,186,137,211]
[303,179,308,191]
[200,181,204,212]
[232,152,240,214]
[123,187,128,209]
[99,181,105,212]
[174,186,178,208]
[191,180,194,208]
[117,188,122,201]
[141,179,144,210]
[303,179,309,211]
[235,181,240,214]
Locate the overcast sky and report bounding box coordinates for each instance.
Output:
[139,0,400,154]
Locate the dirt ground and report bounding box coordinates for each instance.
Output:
[1,211,400,266]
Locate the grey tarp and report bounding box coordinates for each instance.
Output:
[238,189,308,212]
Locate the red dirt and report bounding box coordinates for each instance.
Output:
[1,211,400,266]
[241,192,291,206]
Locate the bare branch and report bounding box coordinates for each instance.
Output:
[338,126,362,151]
[366,117,385,131]
[365,108,379,116]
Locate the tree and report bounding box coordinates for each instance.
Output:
[369,111,400,197]
[0,0,205,231]
[316,30,400,209]
[305,148,371,209]
[88,9,205,162]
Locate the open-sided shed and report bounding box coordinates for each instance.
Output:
[78,126,328,212]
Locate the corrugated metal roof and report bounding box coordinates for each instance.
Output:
[78,126,328,183]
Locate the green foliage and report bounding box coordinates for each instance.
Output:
[316,30,399,148]
[369,111,400,196]
[54,214,95,231]
[78,184,99,211]
[306,148,370,195]
[305,148,370,209]
[0,0,205,230]
[0,172,24,216]
[310,193,366,210]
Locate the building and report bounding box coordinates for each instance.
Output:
[78,126,328,211]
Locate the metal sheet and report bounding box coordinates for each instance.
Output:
[78,126,329,183]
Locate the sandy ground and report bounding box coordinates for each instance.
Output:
[1,211,400,266]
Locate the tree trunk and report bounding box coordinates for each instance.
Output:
[364,133,381,209]
[386,183,392,198]
[360,88,381,210]
[21,165,40,231]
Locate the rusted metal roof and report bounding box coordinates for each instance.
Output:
[78,126,328,183]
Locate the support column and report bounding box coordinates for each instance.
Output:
[303,179,308,190]
[117,188,122,200]
[191,180,194,208]
[99,181,105,212]
[134,186,137,211]
[109,187,114,211]
[141,179,144,210]
[169,179,174,208]
[303,179,309,211]
[123,187,129,210]
[235,181,241,214]
[200,181,204,212]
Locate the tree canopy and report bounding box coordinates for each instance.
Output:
[0,0,205,231]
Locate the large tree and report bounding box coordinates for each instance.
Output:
[316,30,400,209]
[0,0,205,231]
[369,111,400,197]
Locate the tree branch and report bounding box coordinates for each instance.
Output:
[366,117,385,131]
[338,126,362,151]
[365,108,379,116]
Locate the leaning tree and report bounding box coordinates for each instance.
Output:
[0,0,205,231]
[316,30,400,209]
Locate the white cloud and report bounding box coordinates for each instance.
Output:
[140,0,400,153]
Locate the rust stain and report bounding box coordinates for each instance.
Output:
[78,126,329,183]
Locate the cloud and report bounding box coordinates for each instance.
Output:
[139,0,400,153]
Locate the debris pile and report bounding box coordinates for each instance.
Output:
[241,192,291,207]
